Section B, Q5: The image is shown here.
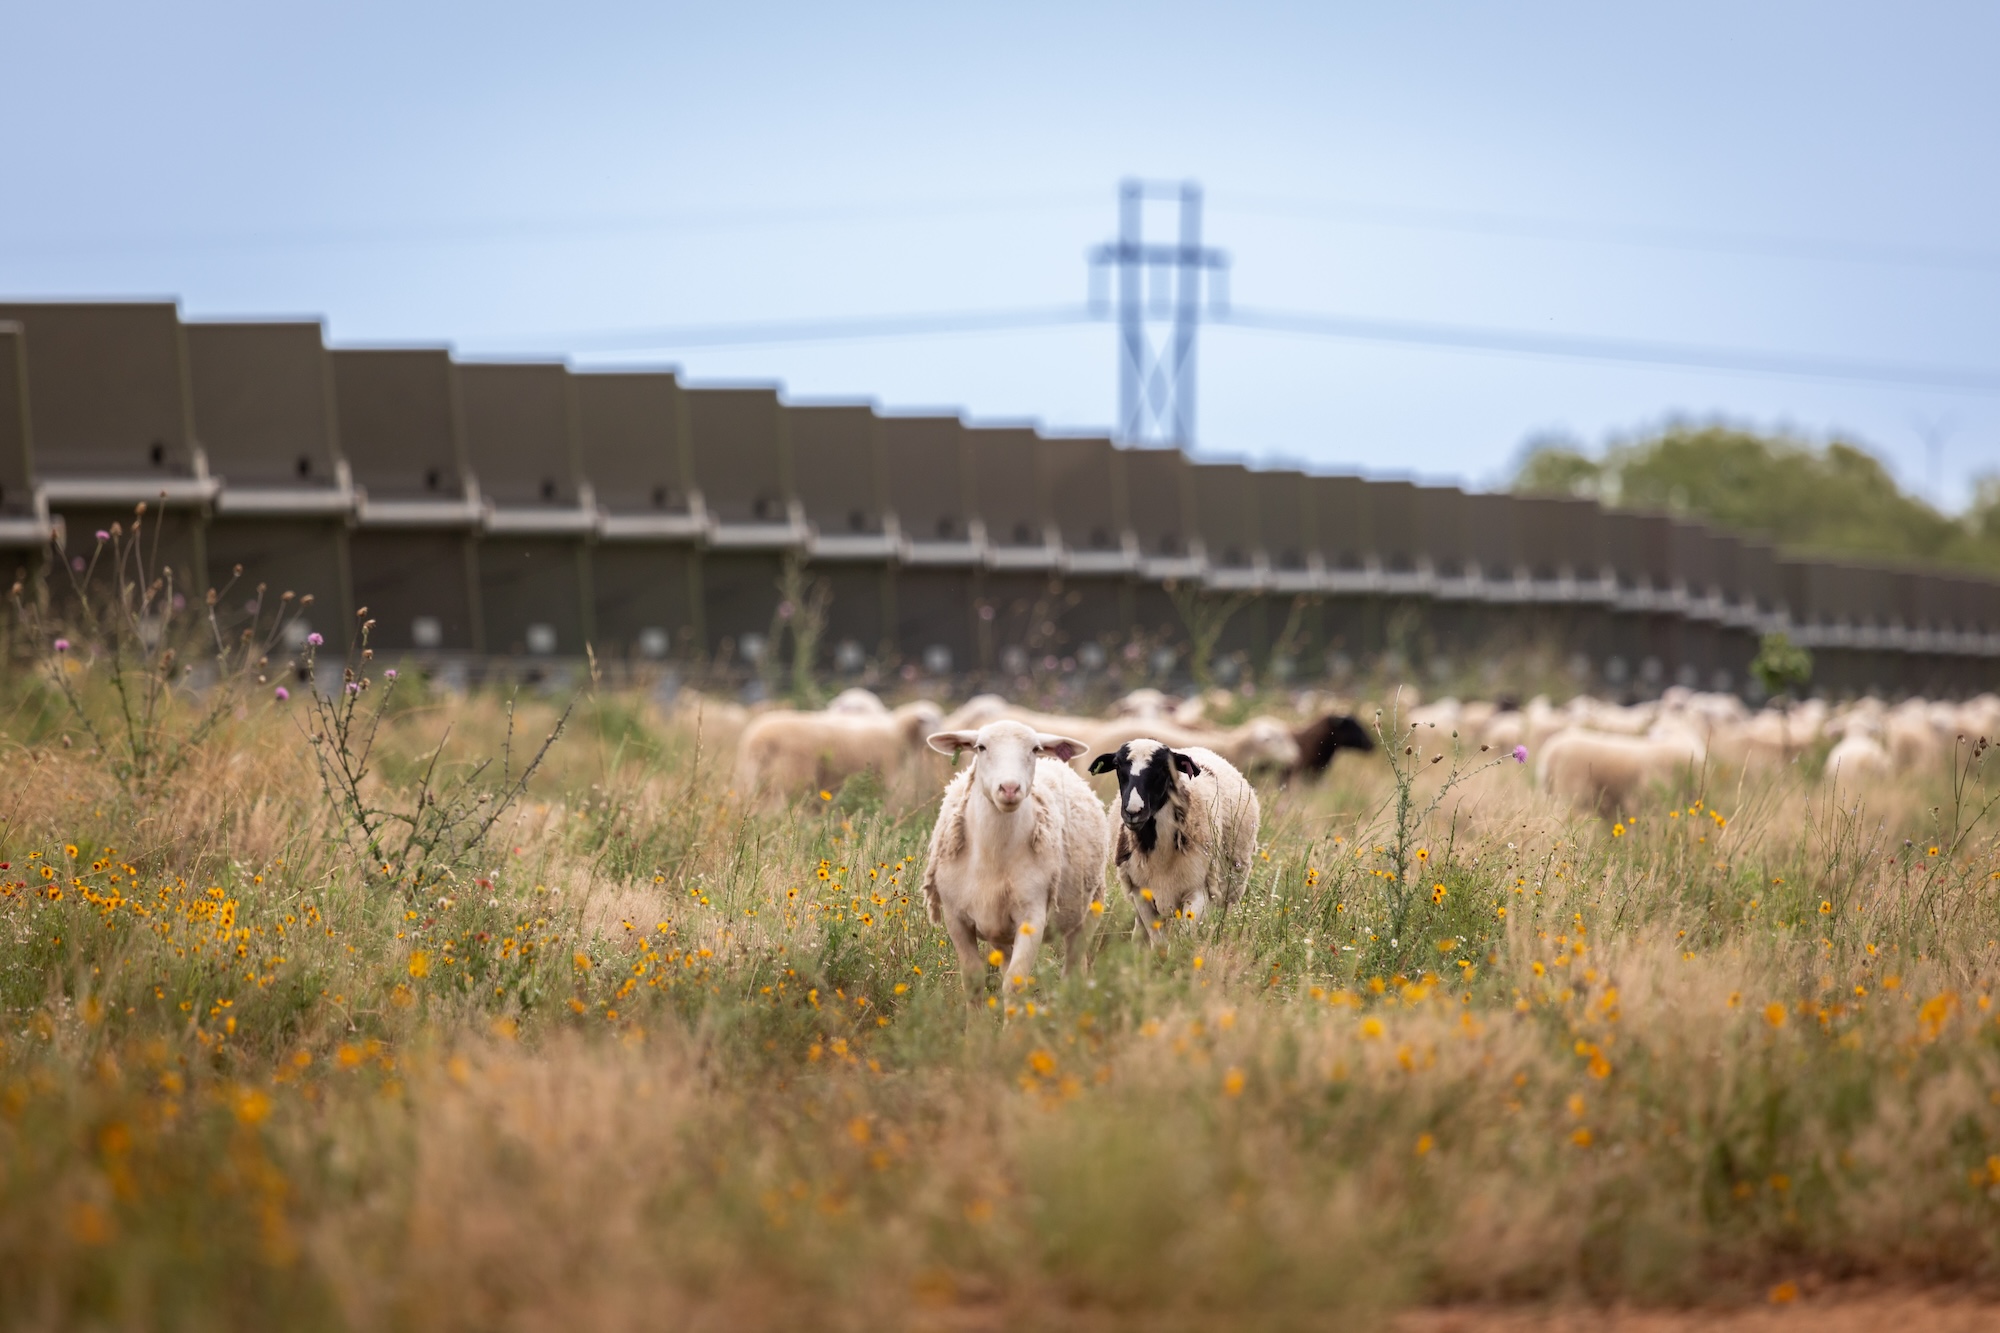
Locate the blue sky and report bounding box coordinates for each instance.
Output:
[6,2,1997,503]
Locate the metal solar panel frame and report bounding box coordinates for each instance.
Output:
[574,370,700,663]
[188,320,353,630]
[967,423,1057,572]
[189,320,350,513]
[332,347,482,653]
[1122,446,1201,581]
[577,370,701,538]
[1,302,211,594]
[1360,480,1425,593]
[1028,432,1132,652]
[1038,432,1134,576]
[457,361,594,660]
[879,413,979,567]
[0,322,46,549]
[1310,474,1374,592]
[785,400,893,668]
[1189,460,1263,592]
[684,384,804,549]
[1249,468,1318,594]
[788,401,893,560]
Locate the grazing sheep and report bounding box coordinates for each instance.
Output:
[1824,733,1894,785]
[939,693,1011,732]
[1289,712,1376,781]
[1080,714,1300,776]
[1110,688,1177,720]
[1089,739,1260,946]
[1884,708,1942,774]
[1536,728,1705,816]
[733,700,943,806]
[1408,698,1462,732]
[1171,689,1237,729]
[920,722,1109,996]
[825,687,890,715]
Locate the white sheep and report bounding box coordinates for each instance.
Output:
[733,700,943,807]
[1883,705,1942,774]
[1536,727,1705,816]
[825,687,890,715]
[920,721,1109,996]
[1088,738,1260,946]
[1081,715,1300,776]
[1110,687,1177,720]
[1823,733,1893,785]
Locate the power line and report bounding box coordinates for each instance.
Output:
[538,305,1093,356]
[1215,306,2000,396]
[505,302,2000,398]
[1222,193,2000,277]
[0,192,1103,258]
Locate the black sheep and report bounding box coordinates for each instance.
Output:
[1289,713,1376,782]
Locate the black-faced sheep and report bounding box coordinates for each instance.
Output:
[1089,739,1259,946]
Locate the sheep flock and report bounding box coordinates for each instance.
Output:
[682,678,1998,993]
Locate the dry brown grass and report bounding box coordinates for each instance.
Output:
[1,664,2000,1330]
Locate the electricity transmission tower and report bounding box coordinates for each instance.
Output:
[1089,179,1230,449]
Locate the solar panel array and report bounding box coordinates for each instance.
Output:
[2,300,1996,697]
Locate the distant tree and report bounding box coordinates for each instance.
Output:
[1511,436,1603,499]
[1750,631,1812,702]
[1510,421,2000,573]
[1968,473,2000,545]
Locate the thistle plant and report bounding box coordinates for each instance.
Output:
[9,506,312,803]
[298,610,574,901]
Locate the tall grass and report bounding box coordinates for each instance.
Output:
[0,644,1998,1328]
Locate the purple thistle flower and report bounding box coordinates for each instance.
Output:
[384,668,398,681]
[345,681,361,695]
[274,686,290,702]
[53,638,70,653]
[306,632,323,647]
[1511,745,1529,764]
[70,557,85,573]
[94,530,109,542]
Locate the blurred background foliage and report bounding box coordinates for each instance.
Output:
[1513,423,2000,573]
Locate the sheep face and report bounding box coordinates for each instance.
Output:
[1292,713,1375,777]
[1089,738,1199,848]
[928,721,1088,815]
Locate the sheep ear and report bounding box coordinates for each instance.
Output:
[926,730,980,756]
[1032,733,1087,762]
[1087,752,1119,775]
[1172,751,1202,778]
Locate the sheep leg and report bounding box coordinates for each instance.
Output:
[942,913,990,1002]
[1002,908,1048,995]
[1061,917,1095,978]
[1128,889,1169,951]
[1182,888,1212,926]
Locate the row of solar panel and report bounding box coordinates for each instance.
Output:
[0,301,1995,693]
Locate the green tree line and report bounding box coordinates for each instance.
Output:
[1512,422,2000,573]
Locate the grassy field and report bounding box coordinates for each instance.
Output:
[3,621,2000,1329]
